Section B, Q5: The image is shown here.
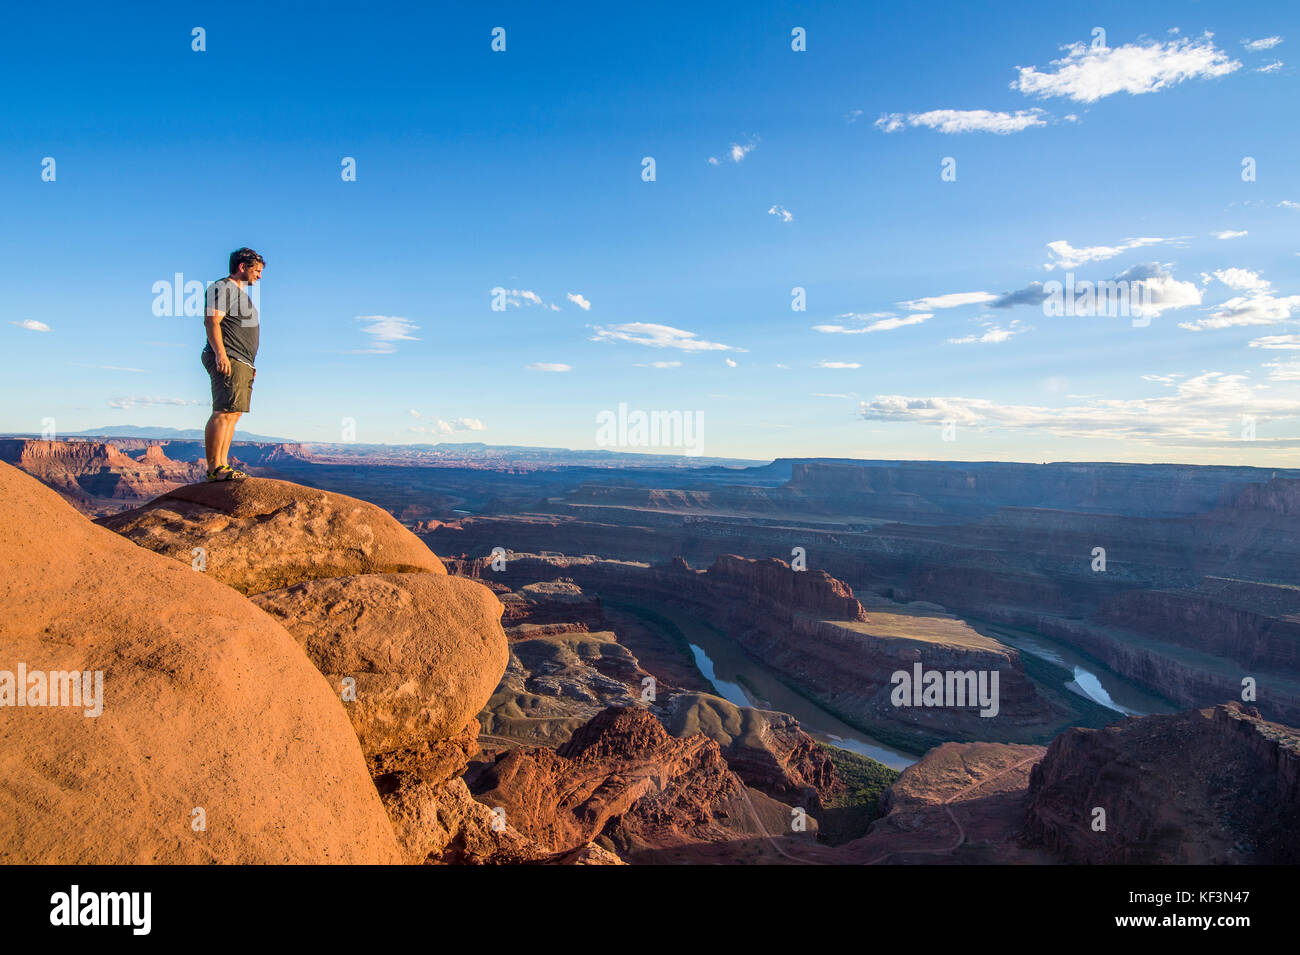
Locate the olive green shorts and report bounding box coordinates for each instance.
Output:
[201,350,256,413]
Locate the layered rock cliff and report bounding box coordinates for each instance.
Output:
[1024,702,1300,863]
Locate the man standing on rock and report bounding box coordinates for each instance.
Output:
[202,248,264,481]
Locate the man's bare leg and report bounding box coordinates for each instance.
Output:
[218,411,242,468]
[204,412,226,471]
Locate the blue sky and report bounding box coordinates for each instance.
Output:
[2,0,1298,463]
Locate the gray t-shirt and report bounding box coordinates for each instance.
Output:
[202,277,260,368]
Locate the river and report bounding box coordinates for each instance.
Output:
[975,620,1178,717]
[615,599,920,770]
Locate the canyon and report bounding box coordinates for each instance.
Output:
[5,439,1299,865]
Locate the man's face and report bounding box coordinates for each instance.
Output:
[238,261,264,284]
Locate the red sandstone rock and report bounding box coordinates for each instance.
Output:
[99,477,447,594]
[471,706,778,858]
[1024,702,1300,863]
[0,462,402,864]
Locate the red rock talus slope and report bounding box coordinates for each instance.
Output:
[1024,702,1300,863]
[99,477,447,594]
[0,462,402,863]
[832,740,1050,865]
[665,692,841,812]
[470,706,783,860]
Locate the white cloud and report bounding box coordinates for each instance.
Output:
[1211,268,1270,292]
[1280,201,1300,211]
[1012,34,1240,103]
[874,108,1048,135]
[947,319,1027,344]
[814,312,933,334]
[1214,230,1248,239]
[818,360,861,369]
[410,417,486,435]
[1044,236,1167,269]
[708,136,759,165]
[11,319,49,332]
[1180,290,1300,331]
[107,395,202,409]
[845,109,865,124]
[1244,36,1283,51]
[352,315,419,354]
[859,371,1298,447]
[1249,334,1300,350]
[1115,263,1203,318]
[767,205,793,223]
[589,322,739,352]
[898,291,997,311]
[494,287,563,309]
[1264,358,1300,380]
[636,360,682,369]
[1258,60,1284,73]
[527,362,571,372]
[566,292,591,311]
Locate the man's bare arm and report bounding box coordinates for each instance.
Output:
[205,308,232,376]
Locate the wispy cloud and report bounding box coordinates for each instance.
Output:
[409,417,486,435]
[1180,291,1300,330]
[11,319,49,332]
[814,312,933,334]
[589,322,739,352]
[352,315,419,354]
[947,319,1028,344]
[566,292,591,311]
[1210,267,1270,292]
[818,360,861,369]
[990,283,1051,308]
[1258,60,1284,73]
[708,135,759,165]
[527,362,571,372]
[874,108,1048,135]
[636,360,682,368]
[767,204,793,223]
[1264,358,1300,380]
[494,288,562,311]
[1044,236,1168,269]
[1214,229,1248,239]
[1012,34,1240,103]
[860,371,1298,447]
[1249,334,1300,350]
[898,291,997,311]
[69,362,146,372]
[107,395,202,409]
[1243,36,1283,52]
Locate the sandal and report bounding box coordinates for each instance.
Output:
[206,464,248,482]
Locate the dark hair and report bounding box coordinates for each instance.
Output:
[229,247,265,275]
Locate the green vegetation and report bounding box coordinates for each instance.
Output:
[602,597,698,664]
[817,743,901,845]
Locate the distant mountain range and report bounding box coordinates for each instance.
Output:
[54,425,299,442]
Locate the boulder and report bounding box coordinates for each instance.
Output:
[251,572,508,755]
[98,477,446,595]
[0,462,402,864]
